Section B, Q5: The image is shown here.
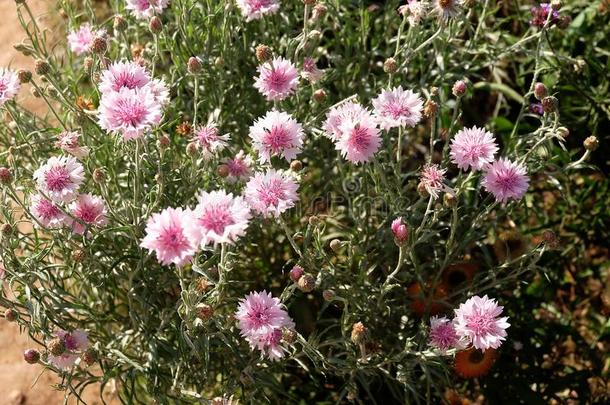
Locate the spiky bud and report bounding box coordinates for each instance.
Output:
[533,82,547,100]
[187,57,203,74]
[71,249,86,263]
[290,160,303,172]
[0,167,12,185]
[282,328,297,343]
[383,57,398,74]
[541,96,558,113]
[92,168,106,183]
[255,44,272,63]
[196,303,214,321]
[48,338,66,356]
[17,69,32,84]
[417,181,429,197]
[289,265,304,283]
[91,36,107,54]
[583,136,599,152]
[4,308,18,322]
[175,121,193,136]
[297,273,315,292]
[34,59,51,75]
[351,322,367,344]
[452,80,467,97]
[186,142,199,157]
[313,88,326,102]
[23,349,40,364]
[149,16,163,34]
[113,15,128,32]
[308,216,320,226]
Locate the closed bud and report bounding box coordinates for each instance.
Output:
[297,273,316,292]
[308,215,320,226]
[0,167,12,184]
[31,87,41,98]
[149,16,163,34]
[48,337,66,356]
[196,303,214,320]
[313,88,326,102]
[214,56,225,67]
[451,80,467,97]
[322,289,335,301]
[187,56,202,74]
[289,265,304,282]
[34,59,51,75]
[157,134,170,149]
[391,217,408,245]
[534,82,547,100]
[186,142,199,157]
[113,15,128,32]
[583,136,599,152]
[417,181,429,197]
[71,249,86,263]
[308,30,322,42]
[82,348,98,366]
[23,349,40,364]
[443,192,457,207]
[351,322,367,344]
[83,56,94,72]
[17,69,32,84]
[423,100,438,118]
[312,3,327,20]
[217,164,230,178]
[91,36,107,54]
[542,230,559,248]
[551,0,561,10]
[290,160,303,171]
[1,223,14,237]
[383,57,397,74]
[195,277,211,293]
[282,328,297,343]
[255,44,272,63]
[541,96,558,113]
[4,308,18,322]
[329,239,342,253]
[558,15,572,29]
[92,168,106,183]
[430,87,439,97]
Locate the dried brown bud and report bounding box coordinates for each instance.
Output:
[322,290,335,301]
[423,100,438,118]
[131,43,144,59]
[195,277,211,293]
[583,136,599,152]
[308,215,321,226]
[157,134,170,149]
[196,303,214,321]
[91,36,108,54]
[312,4,328,20]
[187,56,202,74]
[541,96,558,113]
[186,142,199,157]
[149,16,163,34]
[23,349,40,364]
[175,121,193,136]
[1,223,14,237]
[351,322,367,344]
[113,15,128,32]
[34,59,51,75]
[71,249,86,263]
[217,164,230,178]
[443,192,457,207]
[282,328,297,343]
[17,69,32,84]
[297,273,315,292]
[0,167,12,185]
[383,57,398,74]
[313,88,326,102]
[417,181,429,198]
[92,168,106,183]
[82,348,98,366]
[290,160,303,171]
[551,0,561,10]
[255,44,272,63]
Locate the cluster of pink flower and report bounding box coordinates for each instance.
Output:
[234,290,295,360]
[236,0,281,22]
[140,170,299,266]
[31,151,107,235]
[126,0,170,20]
[0,68,20,106]
[429,295,510,353]
[97,61,169,140]
[46,329,90,370]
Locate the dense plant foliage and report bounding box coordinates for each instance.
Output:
[1,0,608,403]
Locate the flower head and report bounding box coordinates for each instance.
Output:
[429,316,463,353]
[126,0,170,20]
[235,291,295,360]
[419,164,448,199]
[453,295,510,351]
[99,61,151,95]
[391,217,409,245]
[193,123,230,159]
[482,158,529,203]
[98,87,163,140]
[301,57,324,83]
[48,329,89,370]
[249,110,304,163]
[0,69,20,106]
[335,111,381,164]
[33,156,85,203]
[434,0,461,21]
[372,86,423,130]
[30,194,66,228]
[254,57,299,101]
[323,101,369,142]
[67,24,103,55]
[221,151,253,183]
[236,0,280,21]
[403,1,428,26]
[56,131,89,159]
[140,207,199,266]
[68,193,108,235]
[245,169,299,217]
[450,126,499,171]
[530,3,560,27]
[188,190,251,246]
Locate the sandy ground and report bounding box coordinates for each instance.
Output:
[1,2,117,404]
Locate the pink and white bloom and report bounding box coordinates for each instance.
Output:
[323,101,369,142]
[99,61,151,95]
[98,87,163,140]
[236,0,280,22]
[450,126,499,171]
[434,0,460,21]
[301,58,324,83]
[221,151,253,183]
[140,207,199,266]
[0,69,20,106]
[372,87,423,130]
[420,164,449,199]
[335,110,381,164]
[33,156,84,203]
[68,193,108,235]
[400,1,428,26]
[254,57,299,101]
[187,190,251,246]
[245,169,299,217]
[125,0,170,19]
[235,291,295,360]
[55,131,89,159]
[391,217,409,244]
[67,24,103,55]
[30,194,66,229]
[482,158,529,203]
[193,123,230,159]
[429,316,463,353]
[48,329,89,370]
[249,110,304,163]
[453,295,510,351]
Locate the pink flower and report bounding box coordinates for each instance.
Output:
[193,123,230,159]
[391,217,408,245]
[335,110,381,164]
[235,291,295,360]
[67,24,103,55]
[453,295,510,351]
[420,164,448,199]
[221,151,253,183]
[301,58,324,83]
[249,109,304,163]
[0,69,20,106]
[449,126,499,171]
[254,57,299,101]
[48,329,89,370]
[98,87,163,140]
[245,169,299,217]
[30,193,67,229]
[48,353,80,370]
[68,193,108,235]
[55,131,89,159]
[140,207,199,266]
[33,156,84,203]
[482,158,529,203]
[236,0,280,21]
[126,0,170,19]
[188,190,251,246]
[429,316,463,353]
[99,61,169,105]
[372,86,423,130]
[323,101,369,142]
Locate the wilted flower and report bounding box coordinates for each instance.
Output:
[67,23,103,55]
[403,0,428,26]
[419,164,449,199]
[254,57,299,101]
[68,193,108,235]
[55,131,89,159]
[482,158,529,203]
[0,69,20,106]
[245,169,299,217]
[453,295,510,351]
[193,123,230,159]
[30,194,66,228]
[236,0,280,22]
[372,86,423,130]
[249,109,304,163]
[125,0,170,20]
[450,126,499,171]
[33,156,84,202]
[221,151,253,183]
[434,0,460,21]
[301,57,324,83]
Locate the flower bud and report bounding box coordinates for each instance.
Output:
[533,82,547,100]
[313,88,327,103]
[557,15,572,29]
[351,322,367,344]
[282,328,297,344]
[255,44,272,63]
[30,87,41,98]
[542,230,559,248]
[417,181,429,197]
[443,192,457,207]
[82,347,98,366]
[452,80,467,97]
[48,337,66,356]
[383,57,398,74]
[297,273,315,292]
[308,215,320,226]
[290,160,303,172]
[329,239,342,253]
[4,308,18,322]
[541,96,558,113]
[17,69,32,84]
[91,36,107,54]
[1,223,14,237]
[113,15,128,32]
[149,16,163,34]
[289,265,304,283]
[83,56,94,72]
[196,303,214,321]
[214,56,225,67]
[391,217,408,245]
[217,164,230,178]
[551,0,561,10]
[322,289,335,301]
[307,30,322,42]
[23,349,40,364]
[34,59,51,75]
[186,142,199,157]
[195,277,211,293]
[423,100,438,118]
[0,167,12,185]
[312,4,327,20]
[583,136,599,152]
[157,134,170,149]
[92,168,106,183]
